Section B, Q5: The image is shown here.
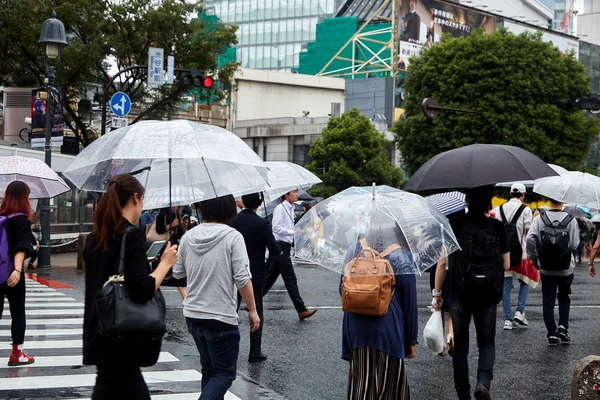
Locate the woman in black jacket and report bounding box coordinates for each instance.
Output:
[0,181,35,366]
[83,174,178,399]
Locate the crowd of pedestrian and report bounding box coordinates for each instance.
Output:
[0,170,596,400]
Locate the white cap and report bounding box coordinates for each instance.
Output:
[510,183,526,195]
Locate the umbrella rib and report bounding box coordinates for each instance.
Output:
[201,157,218,197]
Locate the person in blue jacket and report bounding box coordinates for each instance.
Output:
[341,233,418,399]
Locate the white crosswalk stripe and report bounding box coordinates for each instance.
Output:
[0,278,242,399]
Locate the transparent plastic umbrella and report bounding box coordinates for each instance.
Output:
[534,172,600,209]
[62,120,270,205]
[294,185,460,276]
[0,156,70,198]
[263,162,322,202]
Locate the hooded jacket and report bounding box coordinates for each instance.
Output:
[172,223,251,326]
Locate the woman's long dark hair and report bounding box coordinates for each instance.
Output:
[0,181,32,219]
[94,174,145,252]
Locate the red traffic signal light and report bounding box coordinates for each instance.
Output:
[180,69,214,89]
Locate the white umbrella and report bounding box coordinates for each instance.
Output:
[0,156,70,198]
[63,120,270,206]
[533,171,600,208]
[496,164,569,188]
[263,162,322,202]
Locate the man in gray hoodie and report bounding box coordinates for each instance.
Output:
[526,199,579,346]
[172,195,260,399]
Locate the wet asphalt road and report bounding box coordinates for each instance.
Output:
[10,258,600,400]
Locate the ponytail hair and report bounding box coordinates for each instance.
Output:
[0,181,32,219]
[94,174,145,252]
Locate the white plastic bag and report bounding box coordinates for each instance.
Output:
[423,310,444,354]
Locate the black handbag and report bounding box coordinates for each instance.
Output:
[95,227,166,340]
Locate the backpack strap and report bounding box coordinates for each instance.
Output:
[558,214,574,228]
[359,238,368,250]
[499,204,508,223]
[540,211,553,227]
[510,204,527,225]
[379,244,404,258]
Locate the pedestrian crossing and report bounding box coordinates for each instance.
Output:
[0,278,243,399]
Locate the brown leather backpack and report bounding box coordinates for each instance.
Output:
[341,239,401,316]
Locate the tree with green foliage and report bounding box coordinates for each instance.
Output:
[393,28,600,175]
[0,0,238,146]
[306,108,403,198]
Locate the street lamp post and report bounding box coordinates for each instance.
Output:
[37,11,67,270]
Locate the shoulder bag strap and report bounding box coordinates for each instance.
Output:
[499,204,508,223]
[559,214,574,228]
[116,227,135,276]
[540,211,553,227]
[510,204,527,225]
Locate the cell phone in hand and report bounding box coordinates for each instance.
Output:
[147,240,167,262]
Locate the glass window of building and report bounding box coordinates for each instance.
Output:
[205,0,343,71]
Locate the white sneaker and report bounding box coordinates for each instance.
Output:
[514,311,529,326]
[504,320,517,330]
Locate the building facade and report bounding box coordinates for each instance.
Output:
[204,0,343,71]
[459,0,554,28]
[577,0,600,46]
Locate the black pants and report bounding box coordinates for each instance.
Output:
[451,303,497,400]
[541,273,574,336]
[92,364,150,400]
[29,249,38,266]
[263,241,307,314]
[0,271,26,344]
[237,284,264,355]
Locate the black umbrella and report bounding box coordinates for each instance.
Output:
[405,144,559,191]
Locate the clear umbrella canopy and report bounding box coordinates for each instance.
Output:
[294,185,460,276]
[496,164,569,188]
[263,162,322,202]
[534,171,600,209]
[63,120,270,203]
[0,156,70,199]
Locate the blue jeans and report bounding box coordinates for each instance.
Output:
[451,304,496,400]
[186,318,240,400]
[502,276,529,320]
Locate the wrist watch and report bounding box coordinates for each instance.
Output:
[432,289,442,297]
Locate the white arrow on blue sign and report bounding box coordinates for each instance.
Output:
[110,92,131,117]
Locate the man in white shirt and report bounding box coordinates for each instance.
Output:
[493,183,533,330]
[263,189,317,321]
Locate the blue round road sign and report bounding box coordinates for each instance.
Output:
[110,92,131,117]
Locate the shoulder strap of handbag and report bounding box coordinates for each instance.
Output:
[116,227,135,276]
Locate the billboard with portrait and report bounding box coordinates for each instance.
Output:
[397,0,496,69]
[31,87,64,149]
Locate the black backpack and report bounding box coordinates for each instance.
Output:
[456,219,504,305]
[538,211,574,271]
[499,204,527,268]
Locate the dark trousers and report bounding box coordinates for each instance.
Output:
[541,273,574,336]
[186,318,240,400]
[263,241,307,314]
[0,271,26,344]
[237,284,264,355]
[28,249,38,266]
[451,304,497,400]
[92,364,150,400]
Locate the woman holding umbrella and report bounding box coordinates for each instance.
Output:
[342,224,418,399]
[0,181,36,366]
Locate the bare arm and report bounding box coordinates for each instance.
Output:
[589,235,600,277]
[239,281,260,332]
[503,252,510,271]
[432,257,447,311]
[7,251,26,287]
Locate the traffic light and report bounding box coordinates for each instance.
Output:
[180,69,214,89]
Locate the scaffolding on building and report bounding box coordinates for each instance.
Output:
[317,0,399,79]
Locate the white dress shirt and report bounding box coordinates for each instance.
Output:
[272,201,295,244]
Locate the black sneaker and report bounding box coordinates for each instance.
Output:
[557,325,571,344]
[548,335,559,346]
